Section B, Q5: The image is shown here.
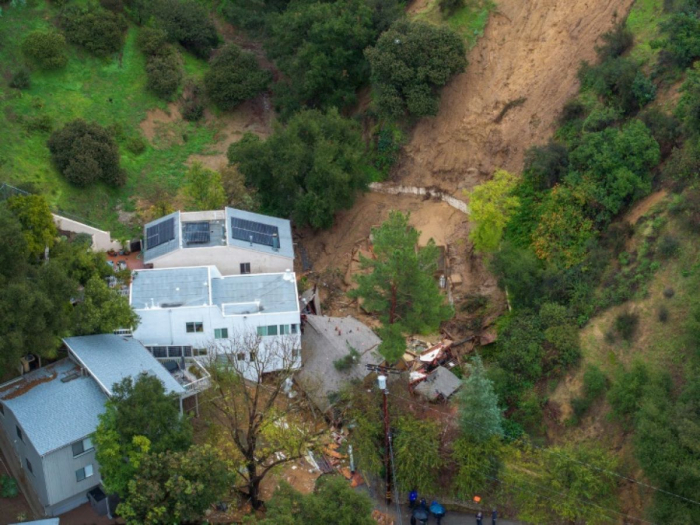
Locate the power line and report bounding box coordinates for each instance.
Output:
[385,390,700,510]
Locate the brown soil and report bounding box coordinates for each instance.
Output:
[625,189,668,225]
[396,0,636,193]
[258,458,320,500]
[139,102,182,142]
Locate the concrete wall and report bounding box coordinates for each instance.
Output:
[53,214,121,252]
[151,246,293,276]
[368,182,470,214]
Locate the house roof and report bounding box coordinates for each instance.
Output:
[130,266,299,315]
[64,334,185,396]
[297,315,383,412]
[142,207,294,263]
[226,207,294,259]
[0,359,107,457]
[413,366,461,402]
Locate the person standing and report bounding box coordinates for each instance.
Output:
[492,508,497,524]
[476,510,483,525]
[409,489,418,509]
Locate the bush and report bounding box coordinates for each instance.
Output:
[24,114,54,134]
[663,286,675,298]
[439,0,465,15]
[100,0,124,12]
[366,19,467,118]
[607,362,649,421]
[0,475,18,498]
[639,108,681,157]
[657,234,680,259]
[560,99,587,123]
[9,68,31,90]
[602,221,633,254]
[658,304,670,323]
[583,365,608,399]
[579,56,653,114]
[204,44,270,110]
[126,135,146,155]
[145,50,183,99]
[662,142,700,187]
[181,95,204,122]
[153,0,219,58]
[61,4,128,57]
[614,311,639,341]
[136,26,169,56]
[22,29,68,69]
[48,119,125,186]
[659,12,700,67]
[523,141,569,190]
[595,23,634,60]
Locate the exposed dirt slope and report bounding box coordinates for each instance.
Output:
[398,0,636,192]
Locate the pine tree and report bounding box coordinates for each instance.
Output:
[459,354,504,442]
[349,211,453,361]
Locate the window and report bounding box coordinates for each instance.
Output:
[267,325,278,336]
[237,352,246,362]
[183,346,193,357]
[169,346,182,357]
[186,322,203,333]
[249,350,257,362]
[151,346,167,358]
[25,458,33,475]
[72,437,94,458]
[240,263,251,274]
[16,426,23,442]
[291,324,299,335]
[280,324,291,335]
[75,464,94,482]
[215,328,229,339]
[256,326,265,336]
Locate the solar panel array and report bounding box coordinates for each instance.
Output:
[146,217,175,249]
[183,221,211,245]
[231,217,279,247]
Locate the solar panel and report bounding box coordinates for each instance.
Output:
[183,222,211,244]
[146,218,175,249]
[231,217,279,247]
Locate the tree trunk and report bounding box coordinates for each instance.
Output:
[389,282,397,324]
[247,462,263,509]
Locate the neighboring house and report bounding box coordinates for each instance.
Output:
[413,366,461,402]
[297,315,383,412]
[142,208,294,275]
[0,335,192,518]
[53,214,122,253]
[129,266,302,379]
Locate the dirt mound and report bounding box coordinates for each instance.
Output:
[397,0,635,192]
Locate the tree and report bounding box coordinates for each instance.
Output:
[48,119,125,187]
[182,162,226,210]
[204,332,319,509]
[503,443,619,524]
[393,415,442,494]
[205,43,270,111]
[153,0,219,58]
[523,141,569,191]
[349,211,453,361]
[228,109,368,229]
[220,165,257,210]
[258,476,375,525]
[458,354,503,442]
[265,0,381,119]
[467,169,520,252]
[451,436,502,498]
[60,4,128,57]
[72,277,139,335]
[145,50,183,100]
[95,374,193,497]
[117,446,231,524]
[366,19,466,118]
[22,29,68,69]
[50,236,113,286]
[6,194,57,259]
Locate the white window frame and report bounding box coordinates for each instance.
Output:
[75,464,94,482]
[214,328,229,339]
[72,437,94,458]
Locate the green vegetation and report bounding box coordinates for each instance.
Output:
[458,354,504,441]
[349,211,454,361]
[204,43,270,111]
[22,29,68,69]
[467,169,520,252]
[60,3,128,58]
[181,162,226,210]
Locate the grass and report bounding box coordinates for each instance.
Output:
[625,0,667,64]
[0,1,218,236]
[412,0,496,49]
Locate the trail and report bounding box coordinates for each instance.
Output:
[398,0,636,193]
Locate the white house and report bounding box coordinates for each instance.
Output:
[129,266,302,379]
[142,208,294,275]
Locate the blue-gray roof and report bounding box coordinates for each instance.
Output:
[0,360,107,456]
[64,335,185,396]
[130,267,211,309]
[143,211,181,263]
[226,208,294,259]
[211,272,299,315]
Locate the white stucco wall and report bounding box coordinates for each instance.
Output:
[150,247,293,276]
[53,214,121,252]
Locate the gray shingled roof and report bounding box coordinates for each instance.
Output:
[143,211,181,263]
[297,315,383,412]
[211,272,299,315]
[130,267,211,309]
[64,335,185,396]
[414,366,461,402]
[0,359,107,456]
[226,207,294,259]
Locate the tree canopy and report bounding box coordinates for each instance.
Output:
[228,109,368,228]
[366,19,467,118]
[60,4,128,57]
[349,211,453,361]
[205,43,270,111]
[6,194,56,259]
[153,0,219,58]
[182,162,227,210]
[467,169,520,252]
[22,29,68,69]
[72,277,139,335]
[458,354,504,442]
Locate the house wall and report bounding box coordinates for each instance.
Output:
[0,403,49,508]
[52,214,121,252]
[43,442,101,513]
[150,247,293,276]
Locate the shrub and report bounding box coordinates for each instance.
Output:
[47,119,125,186]
[22,29,68,69]
[658,304,670,323]
[639,108,681,157]
[126,135,146,155]
[659,12,700,67]
[523,141,569,190]
[595,23,634,60]
[136,26,169,56]
[583,365,608,399]
[602,222,633,254]
[61,4,128,57]
[24,114,54,134]
[0,475,18,498]
[145,50,183,99]
[614,311,639,341]
[204,44,270,110]
[560,99,587,123]
[607,362,649,421]
[153,0,219,58]
[100,0,124,12]
[663,286,675,298]
[657,234,680,259]
[662,142,700,187]
[333,347,360,371]
[439,0,465,15]
[9,68,31,90]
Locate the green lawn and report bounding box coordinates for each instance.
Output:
[412,0,495,49]
[0,1,217,236]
